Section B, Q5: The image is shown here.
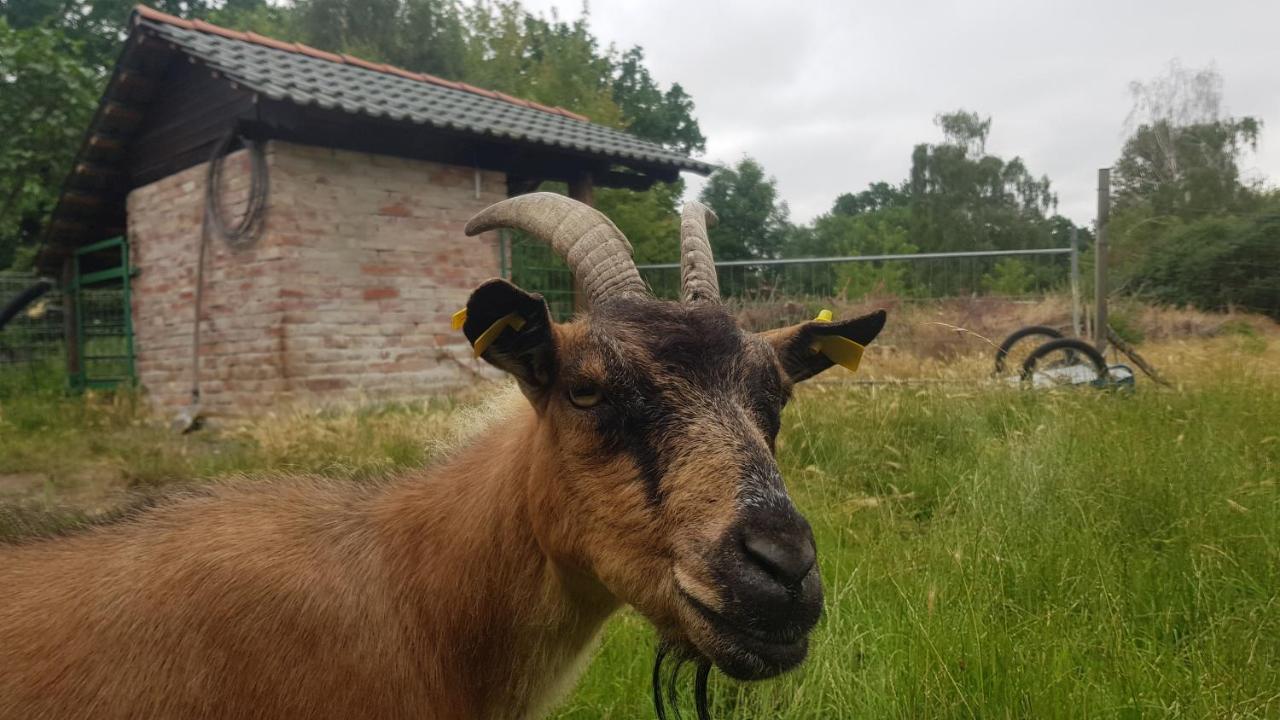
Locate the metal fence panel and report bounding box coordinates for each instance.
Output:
[0,273,64,388]
[508,240,1074,317]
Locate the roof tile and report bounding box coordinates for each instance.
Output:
[191,19,244,40]
[131,8,712,174]
[245,32,297,53]
[295,43,344,64]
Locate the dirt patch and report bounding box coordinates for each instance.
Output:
[0,469,129,514]
[0,473,47,498]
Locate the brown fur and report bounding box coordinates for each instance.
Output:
[0,294,884,719]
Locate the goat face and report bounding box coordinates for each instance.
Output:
[462,278,886,681]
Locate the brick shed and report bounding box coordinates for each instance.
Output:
[37,6,711,417]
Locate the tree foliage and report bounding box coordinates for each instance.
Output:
[908,110,1058,253]
[1109,61,1276,317]
[0,19,100,270]
[1114,61,1262,218]
[1122,201,1280,317]
[697,158,790,261]
[612,47,704,154]
[784,110,1082,298]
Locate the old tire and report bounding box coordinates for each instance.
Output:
[994,325,1066,374]
[1019,338,1108,383]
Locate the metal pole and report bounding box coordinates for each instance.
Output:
[1070,227,1082,337]
[1094,168,1110,353]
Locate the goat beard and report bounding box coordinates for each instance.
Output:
[652,644,713,720]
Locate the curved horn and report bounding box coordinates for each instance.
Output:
[464,192,647,306]
[679,201,720,304]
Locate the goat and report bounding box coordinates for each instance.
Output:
[0,194,886,719]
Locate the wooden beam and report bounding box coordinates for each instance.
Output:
[568,171,594,207]
[115,70,156,94]
[599,170,658,192]
[103,102,143,123]
[49,218,89,234]
[88,133,125,152]
[74,161,125,179]
[62,191,110,208]
[47,215,124,237]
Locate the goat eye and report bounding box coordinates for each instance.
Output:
[568,384,603,408]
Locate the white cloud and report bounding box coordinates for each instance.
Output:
[523,0,1280,227]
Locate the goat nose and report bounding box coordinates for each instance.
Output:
[742,531,816,588]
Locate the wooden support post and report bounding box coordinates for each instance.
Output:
[568,171,594,207]
[568,171,594,313]
[1094,168,1110,353]
[505,177,541,198]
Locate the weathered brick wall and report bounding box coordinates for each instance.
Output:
[127,141,506,417]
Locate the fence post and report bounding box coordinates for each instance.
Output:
[1094,168,1110,353]
[1070,227,1082,337]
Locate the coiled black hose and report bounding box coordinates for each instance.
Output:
[186,129,269,417]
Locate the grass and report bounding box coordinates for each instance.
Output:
[1,335,1278,718]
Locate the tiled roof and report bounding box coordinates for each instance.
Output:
[132,6,713,174]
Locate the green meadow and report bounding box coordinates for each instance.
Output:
[1,336,1277,718]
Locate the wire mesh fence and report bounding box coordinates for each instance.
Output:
[1,269,132,393]
[638,249,1073,307]
[0,274,65,390]
[506,234,1080,366]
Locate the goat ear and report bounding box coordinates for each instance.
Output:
[759,309,887,384]
[462,279,556,395]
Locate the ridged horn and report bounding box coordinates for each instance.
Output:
[679,201,720,303]
[464,192,648,306]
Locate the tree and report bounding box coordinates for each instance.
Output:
[698,158,790,261]
[908,110,1058,255]
[612,47,704,154]
[292,0,466,78]
[459,2,621,126]
[1114,61,1262,218]
[810,208,916,297]
[596,180,683,265]
[1124,198,1280,318]
[1,0,232,74]
[0,19,99,270]
[810,111,1084,299]
[1109,62,1272,305]
[831,181,907,217]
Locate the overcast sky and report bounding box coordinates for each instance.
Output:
[522,0,1280,227]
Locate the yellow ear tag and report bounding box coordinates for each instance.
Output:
[451,307,468,331]
[809,308,864,373]
[470,312,527,357]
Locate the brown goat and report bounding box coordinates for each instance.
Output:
[0,194,885,719]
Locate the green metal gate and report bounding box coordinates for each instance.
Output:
[68,236,135,391]
[502,230,577,321]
